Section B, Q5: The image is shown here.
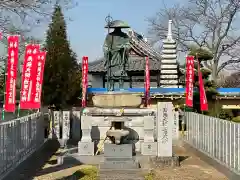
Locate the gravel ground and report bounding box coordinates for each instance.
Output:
[31,144,228,180]
[2,137,228,180]
[152,145,228,180]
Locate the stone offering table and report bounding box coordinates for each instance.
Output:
[78,106,157,155]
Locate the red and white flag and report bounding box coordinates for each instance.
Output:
[197,60,208,111]
[145,56,150,107]
[81,56,88,107]
[31,51,47,109]
[19,44,40,109]
[185,56,194,107]
[4,35,19,112]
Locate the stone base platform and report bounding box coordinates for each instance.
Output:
[56,153,147,168]
[99,169,145,180]
[99,143,140,169]
[99,157,140,169]
[150,156,180,169]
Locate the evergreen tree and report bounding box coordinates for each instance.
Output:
[181,46,218,114]
[42,5,81,108]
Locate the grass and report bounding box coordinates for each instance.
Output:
[144,170,155,180]
[55,165,98,180]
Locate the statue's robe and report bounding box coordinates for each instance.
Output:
[103,30,131,78]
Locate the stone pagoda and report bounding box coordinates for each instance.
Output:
[160,20,179,88]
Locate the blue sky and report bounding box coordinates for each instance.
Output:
[38,0,179,62]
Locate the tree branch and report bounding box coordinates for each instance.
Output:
[218,59,240,73]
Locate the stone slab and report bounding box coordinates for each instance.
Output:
[72,111,81,140]
[99,158,139,169]
[104,143,132,158]
[99,170,144,180]
[62,111,70,139]
[141,142,157,156]
[157,102,173,157]
[151,156,180,169]
[173,111,179,140]
[92,93,142,107]
[78,142,94,156]
[53,111,60,139]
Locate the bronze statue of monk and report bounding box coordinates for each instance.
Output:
[103,20,131,91]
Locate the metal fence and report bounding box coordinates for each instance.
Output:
[0,112,46,179]
[184,112,240,175]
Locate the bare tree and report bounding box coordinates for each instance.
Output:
[0,0,77,62]
[218,72,240,87]
[148,0,240,82]
[0,0,77,92]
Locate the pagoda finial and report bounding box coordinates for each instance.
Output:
[167,20,173,40]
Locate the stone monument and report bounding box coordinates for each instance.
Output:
[56,18,180,180]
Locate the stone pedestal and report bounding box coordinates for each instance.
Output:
[78,141,94,155]
[100,143,139,169]
[141,142,157,156]
[78,115,94,155]
[92,93,142,108]
[81,116,92,142]
[141,116,157,156]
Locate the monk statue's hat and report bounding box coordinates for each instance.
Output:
[105,20,130,28]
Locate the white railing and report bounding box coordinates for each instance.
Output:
[184,112,240,175]
[0,112,45,179]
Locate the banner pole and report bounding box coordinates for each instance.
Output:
[2,56,7,121]
[17,103,20,117]
[182,55,188,136]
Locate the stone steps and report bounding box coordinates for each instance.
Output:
[99,158,140,169]
[99,169,145,180]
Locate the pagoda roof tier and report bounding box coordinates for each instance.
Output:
[88,30,162,73]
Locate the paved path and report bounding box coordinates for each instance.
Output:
[152,145,228,180]
[4,140,228,180]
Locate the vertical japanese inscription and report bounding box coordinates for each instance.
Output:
[5,36,19,112]
[185,56,194,107]
[20,44,40,109]
[161,107,169,144]
[62,111,70,139]
[33,52,46,105]
[157,102,173,157]
[54,111,60,139]
[8,40,17,104]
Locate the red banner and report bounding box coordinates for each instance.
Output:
[197,61,208,111]
[82,56,88,107]
[4,35,19,112]
[185,56,194,107]
[19,44,40,109]
[31,51,47,109]
[145,56,150,107]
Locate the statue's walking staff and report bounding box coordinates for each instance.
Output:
[105,14,113,91]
